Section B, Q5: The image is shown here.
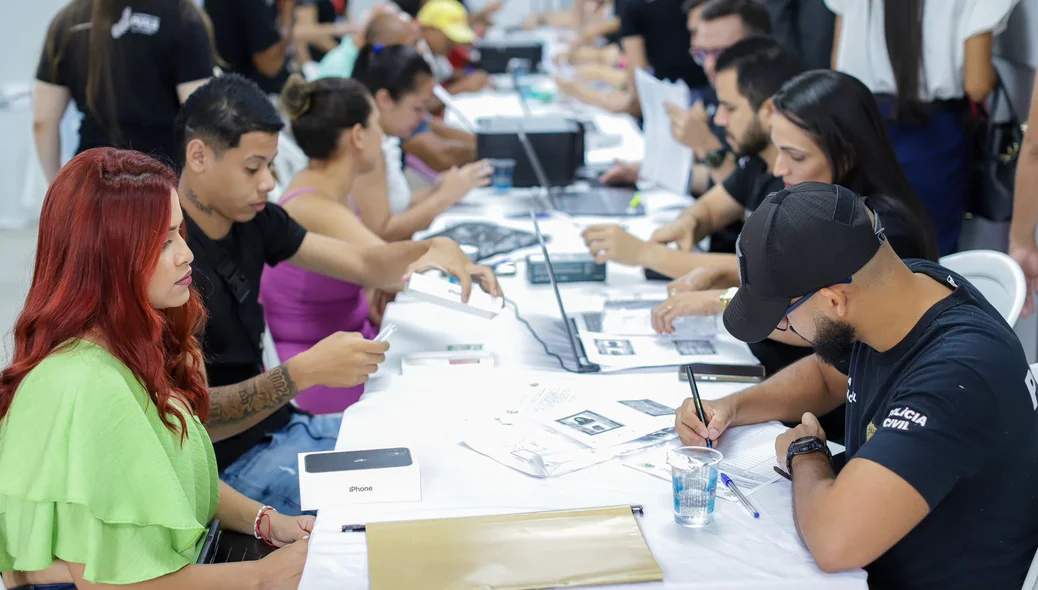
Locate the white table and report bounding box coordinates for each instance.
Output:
[297,82,868,590]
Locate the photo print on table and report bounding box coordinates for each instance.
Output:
[557,410,624,436]
[595,338,635,356]
[673,340,717,355]
[619,399,675,417]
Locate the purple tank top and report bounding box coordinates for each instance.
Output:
[259,188,378,414]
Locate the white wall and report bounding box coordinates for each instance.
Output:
[0,0,67,86]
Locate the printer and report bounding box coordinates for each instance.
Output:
[471,40,545,74]
[476,116,585,188]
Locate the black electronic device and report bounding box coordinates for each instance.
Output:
[425,221,540,262]
[303,448,414,474]
[526,253,606,284]
[472,40,544,74]
[510,117,644,217]
[477,116,584,188]
[678,362,767,384]
[529,213,600,373]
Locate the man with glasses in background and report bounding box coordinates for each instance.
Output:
[601,0,772,193]
[674,182,1038,587]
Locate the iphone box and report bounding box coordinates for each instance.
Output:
[403,272,504,319]
[297,447,421,511]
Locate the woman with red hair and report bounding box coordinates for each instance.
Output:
[0,148,308,589]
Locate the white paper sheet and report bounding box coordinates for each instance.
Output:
[634,69,694,194]
[533,395,677,449]
[579,330,759,372]
[461,381,679,477]
[621,422,785,501]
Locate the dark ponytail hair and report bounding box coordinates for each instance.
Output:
[880,0,927,123]
[281,75,374,160]
[772,70,938,261]
[351,43,433,101]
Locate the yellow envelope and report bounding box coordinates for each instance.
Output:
[367,505,664,590]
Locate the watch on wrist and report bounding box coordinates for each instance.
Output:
[703,146,730,170]
[785,436,832,475]
[719,287,738,310]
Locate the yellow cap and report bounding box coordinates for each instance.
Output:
[417,0,475,44]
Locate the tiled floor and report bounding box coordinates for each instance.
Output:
[0,226,37,366]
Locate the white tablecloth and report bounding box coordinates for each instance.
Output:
[297,81,868,590]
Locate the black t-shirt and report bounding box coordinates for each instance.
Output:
[839,259,1038,588]
[723,155,785,213]
[205,0,288,94]
[618,0,707,91]
[36,0,214,164]
[186,203,307,470]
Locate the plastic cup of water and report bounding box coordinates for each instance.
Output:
[489,158,516,193]
[669,446,724,527]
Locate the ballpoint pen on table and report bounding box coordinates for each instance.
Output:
[721,473,759,519]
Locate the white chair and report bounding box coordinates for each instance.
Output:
[1024,534,1038,590]
[271,132,309,202]
[939,250,1026,326]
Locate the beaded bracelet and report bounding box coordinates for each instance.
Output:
[253,504,277,547]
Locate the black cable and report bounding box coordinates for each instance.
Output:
[505,298,582,374]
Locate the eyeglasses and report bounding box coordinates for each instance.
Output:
[774,278,852,332]
[689,47,724,67]
[775,202,885,333]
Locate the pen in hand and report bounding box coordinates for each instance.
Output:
[684,365,712,448]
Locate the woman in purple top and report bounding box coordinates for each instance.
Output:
[261,74,499,413]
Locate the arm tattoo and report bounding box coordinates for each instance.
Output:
[207,365,299,430]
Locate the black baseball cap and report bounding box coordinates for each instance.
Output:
[723,183,887,343]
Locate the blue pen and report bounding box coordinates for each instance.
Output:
[721,473,759,519]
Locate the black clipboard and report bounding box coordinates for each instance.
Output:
[196,519,222,565]
[195,519,280,564]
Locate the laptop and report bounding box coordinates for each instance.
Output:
[515,119,646,217]
[528,212,601,373]
[510,69,644,217]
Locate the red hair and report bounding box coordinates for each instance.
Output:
[0,148,209,438]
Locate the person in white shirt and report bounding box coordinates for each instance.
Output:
[825,0,1019,255]
[349,43,490,241]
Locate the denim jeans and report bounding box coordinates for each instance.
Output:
[9,585,77,590]
[219,412,341,515]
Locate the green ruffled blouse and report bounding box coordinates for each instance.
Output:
[0,339,219,584]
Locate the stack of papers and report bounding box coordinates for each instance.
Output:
[461,381,680,478]
[634,69,694,194]
[572,292,758,372]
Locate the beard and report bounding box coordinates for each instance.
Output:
[809,317,856,368]
[732,115,770,157]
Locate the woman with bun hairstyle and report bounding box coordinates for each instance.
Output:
[261,75,501,414]
[349,43,492,241]
[0,148,309,589]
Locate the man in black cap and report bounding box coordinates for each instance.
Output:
[675,182,1038,587]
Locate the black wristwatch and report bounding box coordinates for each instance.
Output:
[703,146,730,170]
[786,436,832,476]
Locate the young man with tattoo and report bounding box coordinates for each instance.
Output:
[175,74,500,514]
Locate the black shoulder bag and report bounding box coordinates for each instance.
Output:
[969,75,1027,222]
[194,235,266,362]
